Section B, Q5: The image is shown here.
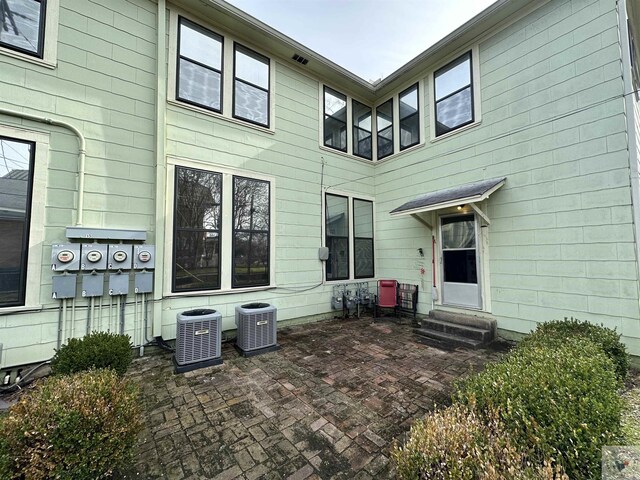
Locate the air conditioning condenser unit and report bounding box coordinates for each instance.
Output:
[174,309,223,373]
[235,303,279,357]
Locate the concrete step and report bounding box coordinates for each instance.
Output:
[413,327,485,349]
[428,309,496,333]
[420,318,493,343]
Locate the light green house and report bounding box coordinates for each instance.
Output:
[1,0,640,371]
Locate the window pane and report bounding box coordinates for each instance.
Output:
[174,231,220,290]
[0,0,43,56]
[443,250,477,283]
[324,88,346,118]
[326,195,348,237]
[435,87,472,135]
[353,199,373,238]
[234,81,268,126]
[178,59,221,110]
[179,20,222,69]
[326,236,348,281]
[0,137,33,307]
[233,177,270,288]
[400,113,420,149]
[399,84,418,120]
[376,99,393,131]
[354,238,374,278]
[442,215,475,249]
[435,54,471,100]
[353,100,371,132]
[354,127,372,159]
[235,47,269,89]
[174,167,221,292]
[324,115,347,151]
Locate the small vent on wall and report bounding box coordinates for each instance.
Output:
[292,53,309,65]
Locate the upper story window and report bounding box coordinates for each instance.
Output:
[434,51,474,136]
[0,136,35,307]
[177,17,223,113]
[399,83,420,150]
[233,44,270,127]
[0,0,46,58]
[376,99,394,160]
[352,100,372,160]
[323,87,347,152]
[171,13,273,130]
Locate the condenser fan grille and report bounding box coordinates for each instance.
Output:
[236,304,277,352]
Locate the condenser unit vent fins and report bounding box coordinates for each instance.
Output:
[175,309,222,365]
[236,303,277,352]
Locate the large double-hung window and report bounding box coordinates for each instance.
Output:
[172,165,271,293]
[174,15,272,128]
[325,193,374,281]
[323,87,348,152]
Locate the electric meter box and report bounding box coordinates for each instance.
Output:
[80,244,108,271]
[108,272,129,296]
[81,273,104,297]
[133,245,155,270]
[52,274,77,299]
[107,244,133,270]
[51,244,81,271]
[134,271,153,293]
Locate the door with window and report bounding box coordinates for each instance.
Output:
[440,214,481,309]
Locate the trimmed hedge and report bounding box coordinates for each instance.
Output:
[520,317,629,381]
[455,338,622,480]
[51,331,133,376]
[0,369,141,479]
[392,403,567,479]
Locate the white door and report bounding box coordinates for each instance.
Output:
[440,214,482,309]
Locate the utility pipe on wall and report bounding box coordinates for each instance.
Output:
[0,108,87,225]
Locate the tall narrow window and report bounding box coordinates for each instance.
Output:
[434,51,473,136]
[0,0,46,58]
[233,44,270,127]
[376,99,394,159]
[0,137,34,307]
[324,87,347,152]
[177,17,223,113]
[325,194,349,280]
[352,100,372,160]
[353,199,374,278]
[232,176,270,288]
[173,167,222,292]
[399,83,420,149]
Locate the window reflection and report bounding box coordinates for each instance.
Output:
[0,0,44,57]
[434,52,473,136]
[233,44,270,127]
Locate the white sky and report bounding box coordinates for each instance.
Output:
[226,0,499,82]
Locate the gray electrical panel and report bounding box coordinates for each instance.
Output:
[51,244,81,271]
[107,244,132,270]
[133,245,155,270]
[81,273,104,297]
[108,272,129,296]
[52,274,77,299]
[81,244,108,271]
[134,271,153,293]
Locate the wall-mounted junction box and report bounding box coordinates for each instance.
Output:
[52,274,77,299]
[81,273,104,297]
[134,271,153,293]
[108,272,129,296]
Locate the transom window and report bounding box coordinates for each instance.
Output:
[0,0,46,58]
[399,83,420,150]
[323,87,347,152]
[172,165,271,293]
[177,17,223,112]
[233,44,270,127]
[376,99,394,159]
[434,51,474,136]
[325,193,374,281]
[0,136,35,307]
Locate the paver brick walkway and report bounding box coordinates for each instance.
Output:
[124,316,504,479]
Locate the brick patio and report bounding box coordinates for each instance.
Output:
[124,316,505,479]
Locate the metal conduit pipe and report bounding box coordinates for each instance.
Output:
[0,107,87,225]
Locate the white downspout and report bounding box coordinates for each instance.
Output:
[153,0,168,339]
[0,108,86,225]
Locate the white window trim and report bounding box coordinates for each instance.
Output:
[320,80,426,162]
[167,8,276,133]
[0,0,59,69]
[428,44,482,142]
[322,188,376,284]
[0,125,49,311]
[163,156,276,297]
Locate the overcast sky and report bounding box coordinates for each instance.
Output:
[226,0,499,82]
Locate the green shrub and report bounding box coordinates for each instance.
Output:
[0,369,141,479]
[51,331,134,376]
[456,338,622,480]
[392,403,567,479]
[521,317,629,381]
